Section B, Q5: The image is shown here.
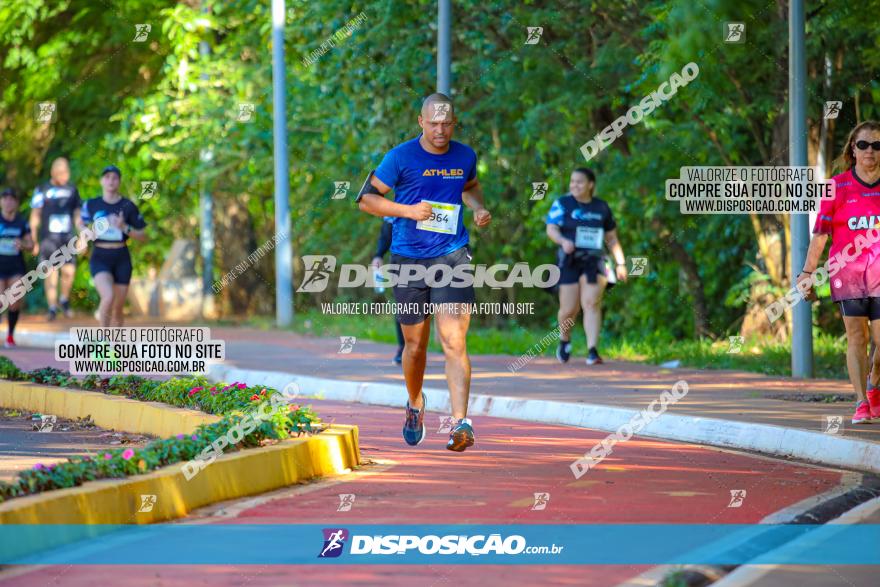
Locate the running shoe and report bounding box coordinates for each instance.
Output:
[60,299,73,318]
[393,347,403,366]
[867,386,880,419]
[446,418,475,452]
[47,307,57,322]
[852,401,873,425]
[4,335,15,349]
[402,392,426,446]
[556,340,572,363]
[586,347,603,365]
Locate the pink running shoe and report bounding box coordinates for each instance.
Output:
[867,387,880,419]
[852,401,873,425]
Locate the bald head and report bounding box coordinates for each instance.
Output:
[50,157,70,186]
[418,93,457,152]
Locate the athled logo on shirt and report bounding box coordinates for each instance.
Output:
[423,168,464,178]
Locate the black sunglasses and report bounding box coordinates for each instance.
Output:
[855,140,880,151]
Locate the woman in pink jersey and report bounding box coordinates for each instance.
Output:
[800,120,880,424]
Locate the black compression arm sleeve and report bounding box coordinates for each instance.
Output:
[374,220,393,258]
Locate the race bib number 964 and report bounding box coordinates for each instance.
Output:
[416,201,460,235]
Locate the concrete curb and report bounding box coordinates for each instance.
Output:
[0,380,219,438]
[0,425,361,562]
[207,364,880,475]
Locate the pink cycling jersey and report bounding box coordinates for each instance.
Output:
[813,168,880,301]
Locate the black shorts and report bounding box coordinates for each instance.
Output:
[0,256,26,279]
[90,246,133,285]
[558,252,607,285]
[839,297,880,321]
[391,245,476,325]
[39,235,77,265]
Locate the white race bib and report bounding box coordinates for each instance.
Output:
[416,201,460,235]
[575,226,604,250]
[0,238,18,256]
[48,214,72,234]
[100,222,124,241]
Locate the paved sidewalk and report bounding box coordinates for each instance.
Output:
[10,316,878,443]
[0,399,856,586]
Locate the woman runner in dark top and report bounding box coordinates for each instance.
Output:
[78,165,148,327]
[546,168,627,365]
[0,188,34,347]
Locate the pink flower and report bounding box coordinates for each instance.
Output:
[191,434,198,440]
[122,449,135,460]
[237,383,247,390]
[210,386,216,392]
[176,434,185,440]
[188,386,204,396]
[104,453,112,460]
[33,463,45,470]
[289,404,300,412]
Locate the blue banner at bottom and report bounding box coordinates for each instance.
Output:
[1,524,879,565]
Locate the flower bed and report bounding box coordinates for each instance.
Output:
[0,356,320,503]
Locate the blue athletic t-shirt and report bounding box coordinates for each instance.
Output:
[374,135,477,259]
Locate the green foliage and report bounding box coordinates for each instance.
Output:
[2,0,879,341]
[0,356,22,380]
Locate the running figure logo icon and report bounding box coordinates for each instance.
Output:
[137,495,157,513]
[338,336,357,354]
[438,416,455,433]
[140,181,157,200]
[530,182,548,201]
[33,415,57,432]
[237,103,255,122]
[430,102,452,122]
[525,27,543,44]
[332,182,350,200]
[727,336,744,354]
[823,415,843,435]
[297,255,337,292]
[318,528,349,558]
[337,494,356,512]
[824,101,842,120]
[133,24,151,42]
[36,102,56,123]
[630,257,648,276]
[727,489,747,508]
[724,23,745,43]
[531,492,550,511]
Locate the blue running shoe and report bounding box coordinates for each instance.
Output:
[402,392,426,446]
[446,418,475,452]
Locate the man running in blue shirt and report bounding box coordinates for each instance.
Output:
[357,93,491,452]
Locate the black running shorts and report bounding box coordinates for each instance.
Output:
[390,245,476,325]
[839,297,880,321]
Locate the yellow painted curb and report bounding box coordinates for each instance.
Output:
[0,425,361,560]
[0,380,219,436]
